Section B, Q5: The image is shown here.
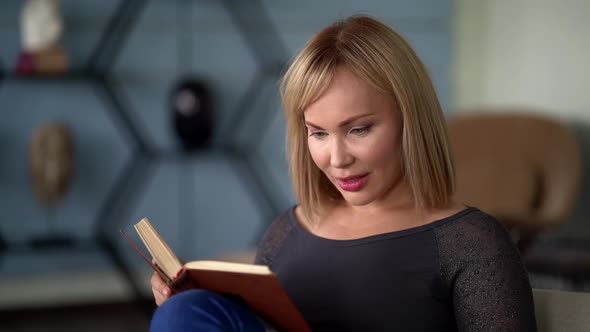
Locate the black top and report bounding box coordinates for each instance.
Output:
[255,206,537,331]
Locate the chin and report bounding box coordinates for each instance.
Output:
[340,192,376,206]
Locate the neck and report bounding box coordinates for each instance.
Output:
[345,175,416,216]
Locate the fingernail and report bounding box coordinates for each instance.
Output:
[161,288,170,296]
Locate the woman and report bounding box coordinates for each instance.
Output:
[151,15,537,331]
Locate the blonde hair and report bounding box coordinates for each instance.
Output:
[281,15,455,222]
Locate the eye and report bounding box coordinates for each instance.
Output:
[349,126,371,136]
[309,131,328,139]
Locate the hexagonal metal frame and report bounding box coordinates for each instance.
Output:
[0,0,153,314]
[0,0,296,314]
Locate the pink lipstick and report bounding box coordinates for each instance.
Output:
[336,174,369,192]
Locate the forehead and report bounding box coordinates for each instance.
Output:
[303,68,395,121]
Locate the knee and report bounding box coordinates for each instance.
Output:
[151,289,221,331]
[157,289,215,316]
[149,289,264,332]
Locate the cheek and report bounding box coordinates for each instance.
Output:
[360,136,401,169]
[307,140,328,169]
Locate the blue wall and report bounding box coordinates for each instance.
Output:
[0,0,451,278]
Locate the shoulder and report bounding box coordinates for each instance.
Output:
[434,208,537,330]
[434,207,523,268]
[434,207,512,247]
[254,206,296,266]
[434,207,524,273]
[265,208,293,234]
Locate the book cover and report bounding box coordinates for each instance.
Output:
[121,218,310,332]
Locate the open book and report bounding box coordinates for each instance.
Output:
[121,218,310,332]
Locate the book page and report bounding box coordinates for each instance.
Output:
[185,260,272,275]
[134,218,183,280]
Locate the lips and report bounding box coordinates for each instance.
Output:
[336,173,369,192]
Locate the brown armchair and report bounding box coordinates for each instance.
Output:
[446,112,582,250]
[445,111,590,291]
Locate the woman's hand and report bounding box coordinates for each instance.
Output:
[151,271,172,306]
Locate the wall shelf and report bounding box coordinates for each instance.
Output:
[0,0,290,315]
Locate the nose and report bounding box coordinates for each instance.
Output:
[330,137,354,168]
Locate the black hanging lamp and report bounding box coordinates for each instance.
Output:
[170,78,213,150]
[169,0,213,151]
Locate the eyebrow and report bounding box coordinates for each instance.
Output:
[304,113,374,130]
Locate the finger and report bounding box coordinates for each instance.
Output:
[151,271,166,288]
[154,294,163,306]
[152,286,168,306]
[150,275,171,297]
[160,285,171,297]
[152,286,160,303]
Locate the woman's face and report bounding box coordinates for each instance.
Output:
[304,68,405,207]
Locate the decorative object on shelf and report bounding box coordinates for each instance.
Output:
[170,78,213,150]
[15,0,69,75]
[29,122,75,207]
[0,231,4,266]
[29,122,76,248]
[0,232,5,252]
[28,122,76,248]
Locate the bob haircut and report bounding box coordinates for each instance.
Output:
[280,15,455,223]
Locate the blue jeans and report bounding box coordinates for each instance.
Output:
[150,290,267,332]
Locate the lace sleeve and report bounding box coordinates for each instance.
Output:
[435,210,537,331]
[254,209,293,267]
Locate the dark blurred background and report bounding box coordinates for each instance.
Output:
[0,0,588,331]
